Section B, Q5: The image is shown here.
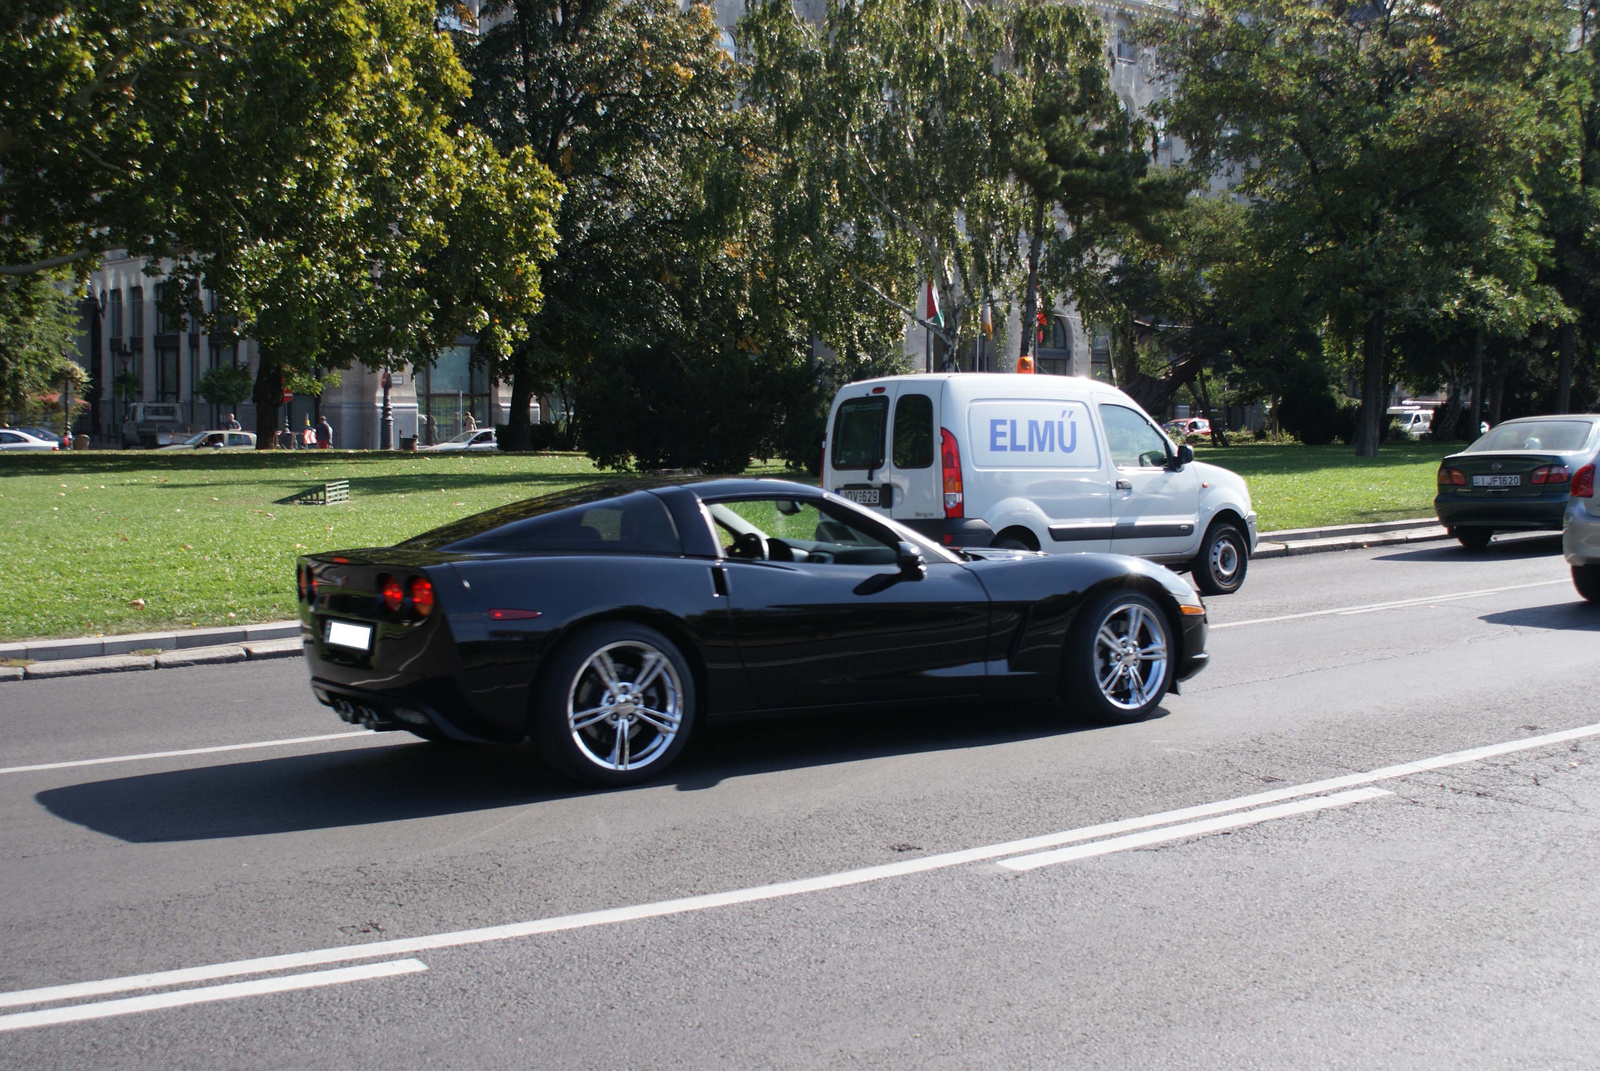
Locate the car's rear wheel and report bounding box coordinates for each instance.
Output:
[1063,589,1172,724]
[533,622,696,786]
[1453,527,1493,550]
[1574,564,1600,604]
[1193,520,1248,595]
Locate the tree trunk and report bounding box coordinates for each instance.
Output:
[1468,326,1484,436]
[1435,371,1462,444]
[1355,310,1385,457]
[1489,360,1509,426]
[1556,321,1576,415]
[505,362,535,451]
[1018,199,1044,373]
[251,358,283,449]
[1193,372,1228,446]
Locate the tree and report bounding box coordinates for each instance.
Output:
[3,0,562,444]
[1148,0,1571,455]
[0,274,78,419]
[195,364,253,409]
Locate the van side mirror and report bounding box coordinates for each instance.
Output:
[895,541,927,579]
[1168,443,1194,471]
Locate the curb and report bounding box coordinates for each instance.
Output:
[0,620,300,664]
[3,637,305,683]
[1254,520,1450,560]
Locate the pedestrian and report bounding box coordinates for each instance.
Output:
[464,412,477,432]
[316,415,333,449]
[227,413,241,430]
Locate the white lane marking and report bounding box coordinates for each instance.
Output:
[0,959,426,1034]
[1212,580,1567,630]
[0,731,375,776]
[2,722,1596,1012]
[998,787,1392,871]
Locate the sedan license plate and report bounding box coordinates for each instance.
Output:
[1472,474,1520,488]
[837,486,881,507]
[325,620,373,651]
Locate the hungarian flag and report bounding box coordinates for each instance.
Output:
[923,281,942,326]
[980,302,993,338]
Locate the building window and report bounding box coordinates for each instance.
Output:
[156,345,181,401]
[109,290,123,341]
[129,286,144,338]
[1115,28,1136,62]
[153,282,183,335]
[415,344,490,442]
[209,342,237,369]
[1037,316,1073,377]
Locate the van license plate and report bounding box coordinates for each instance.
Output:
[838,486,881,507]
[1472,474,1519,487]
[325,620,373,651]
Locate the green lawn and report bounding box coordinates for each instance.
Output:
[0,440,1449,641]
[1191,439,1445,532]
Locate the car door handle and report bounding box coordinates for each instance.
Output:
[1116,479,1133,491]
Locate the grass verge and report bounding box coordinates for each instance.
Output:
[0,440,1449,641]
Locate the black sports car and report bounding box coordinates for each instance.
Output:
[297,478,1209,785]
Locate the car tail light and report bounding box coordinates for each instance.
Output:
[1437,466,1466,488]
[296,566,307,602]
[1574,463,1595,498]
[379,574,403,613]
[309,572,319,601]
[941,428,963,518]
[1531,465,1570,485]
[410,576,434,617]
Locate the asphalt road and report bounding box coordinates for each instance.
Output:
[1,534,1596,1069]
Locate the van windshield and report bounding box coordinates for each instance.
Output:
[832,396,888,470]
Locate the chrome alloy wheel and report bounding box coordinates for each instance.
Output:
[1209,533,1241,584]
[566,641,684,772]
[1092,602,1169,712]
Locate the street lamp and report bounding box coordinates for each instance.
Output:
[380,370,394,450]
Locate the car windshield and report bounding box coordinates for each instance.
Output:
[1468,420,1595,453]
[443,431,481,444]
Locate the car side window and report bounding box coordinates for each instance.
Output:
[228,434,251,447]
[707,498,899,567]
[0,432,19,443]
[435,491,682,555]
[1099,404,1170,469]
[892,394,934,469]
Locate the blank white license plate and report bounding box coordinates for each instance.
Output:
[838,487,881,506]
[1472,474,1520,487]
[325,620,373,651]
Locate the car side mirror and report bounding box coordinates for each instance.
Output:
[1168,443,1194,471]
[895,541,926,579]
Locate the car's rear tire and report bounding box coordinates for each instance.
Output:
[532,621,696,786]
[1062,589,1173,724]
[1193,520,1248,595]
[1574,564,1600,604]
[1454,527,1493,550]
[991,526,1039,552]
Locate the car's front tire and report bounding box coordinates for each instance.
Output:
[1453,527,1493,551]
[1062,589,1173,724]
[533,621,696,786]
[1574,564,1600,604]
[1193,520,1248,595]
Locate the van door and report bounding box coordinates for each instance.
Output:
[965,399,1112,552]
[827,388,893,509]
[883,389,940,523]
[1098,401,1201,560]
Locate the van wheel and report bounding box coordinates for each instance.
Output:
[1193,520,1247,595]
[992,527,1039,552]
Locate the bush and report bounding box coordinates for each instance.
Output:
[1276,388,1357,446]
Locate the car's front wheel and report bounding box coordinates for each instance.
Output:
[1574,564,1600,604]
[1193,520,1248,595]
[533,622,696,786]
[1063,589,1173,724]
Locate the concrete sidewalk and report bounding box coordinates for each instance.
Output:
[2,516,1457,683]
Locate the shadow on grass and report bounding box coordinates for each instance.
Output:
[35,699,1159,842]
[1480,601,1600,631]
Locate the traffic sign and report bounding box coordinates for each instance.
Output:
[281,388,292,403]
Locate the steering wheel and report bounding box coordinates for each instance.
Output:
[729,531,767,560]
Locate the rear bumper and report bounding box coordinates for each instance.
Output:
[310,676,519,743]
[1434,493,1569,530]
[1566,498,1600,565]
[898,517,997,548]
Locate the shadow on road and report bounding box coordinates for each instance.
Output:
[35,701,1155,842]
[1374,534,1563,564]
[1480,601,1600,632]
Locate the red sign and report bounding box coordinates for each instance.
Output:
[281,388,292,404]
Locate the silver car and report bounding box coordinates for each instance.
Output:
[1565,455,1600,603]
[0,428,59,452]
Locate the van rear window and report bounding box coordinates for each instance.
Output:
[892,394,933,469]
[832,396,888,470]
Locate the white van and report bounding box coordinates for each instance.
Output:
[822,373,1258,593]
[1386,407,1432,439]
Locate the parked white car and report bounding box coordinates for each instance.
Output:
[822,373,1258,593]
[160,430,257,450]
[0,428,60,452]
[1563,453,1599,602]
[419,429,497,453]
